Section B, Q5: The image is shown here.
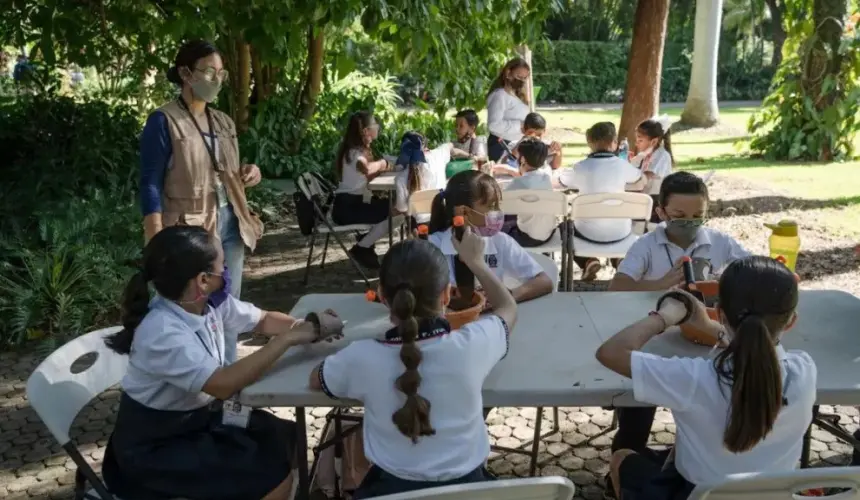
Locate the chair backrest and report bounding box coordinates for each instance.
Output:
[409,189,442,217]
[501,189,569,218]
[297,172,335,201]
[503,252,560,292]
[570,192,653,221]
[26,326,127,445]
[688,466,860,500]
[367,476,575,500]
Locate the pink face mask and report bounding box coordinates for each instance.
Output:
[473,210,505,237]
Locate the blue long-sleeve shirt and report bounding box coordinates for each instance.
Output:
[139,111,172,216]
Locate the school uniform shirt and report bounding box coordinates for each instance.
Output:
[451,136,488,158]
[318,316,510,481]
[121,295,262,411]
[505,168,557,241]
[428,228,545,284]
[558,152,643,242]
[336,148,370,195]
[486,88,529,143]
[631,146,672,195]
[617,225,749,281]
[631,347,817,484]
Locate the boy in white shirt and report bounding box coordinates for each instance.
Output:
[557,122,645,280]
[596,256,815,499]
[493,112,562,176]
[502,138,558,247]
[450,109,488,160]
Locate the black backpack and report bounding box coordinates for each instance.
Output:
[294,172,335,236]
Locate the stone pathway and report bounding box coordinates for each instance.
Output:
[3,173,860,499]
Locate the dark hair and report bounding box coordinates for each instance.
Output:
[658,171,709,208]
[402,131,426,195]
[586,122,617,147]
[517,138,548,170]
[523,112,547,132]
[166,40,220,86]
[105,226,219,355]
[380,240,450,442]
[714,256,798,453]
[637,119,674,166]
[487,57,531,103]
[455,109,479,128]
[335,111,375,179]
[429,170,502,234]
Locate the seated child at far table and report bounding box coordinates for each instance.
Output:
[427,170,554,302]
[393,131,447,226]
[596,256,815,500]
[502,138,560,248]
[556,121,646,281]
[450,109,488,160]
[309,230,518,499]
[493,112,562,176]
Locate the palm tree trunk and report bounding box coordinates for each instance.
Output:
[680,0,724,127]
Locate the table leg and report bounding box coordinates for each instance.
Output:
[295,407,310,500]
[388,191,394,246]
[801,405,819,468]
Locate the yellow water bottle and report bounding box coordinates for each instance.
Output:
[765,219,800,272]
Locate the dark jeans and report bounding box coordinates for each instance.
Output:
[488,134,508,162]
[571,224,624,271]
[612,406,658,453]
[502,215,557,247]
[332,193,389,226]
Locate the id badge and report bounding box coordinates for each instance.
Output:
[222,398,251,428]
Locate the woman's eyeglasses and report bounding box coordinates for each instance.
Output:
[195,67,229,82]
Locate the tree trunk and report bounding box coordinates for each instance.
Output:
[764,0,786,67]
[287,26,326,154]
[619,0,671,147]
[516,45,535,111]
[234,41,251,133]
[680,0,723,128]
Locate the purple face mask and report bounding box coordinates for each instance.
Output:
[474,210,505,237]
[207,266,232,308]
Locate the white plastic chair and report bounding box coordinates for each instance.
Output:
[367,476,575,500]
[297,172,373,288]
[501,189,567,255]
[688,466,860,500]
[26,326,127,500]
[408,188,443,233]
[503,252,560,292]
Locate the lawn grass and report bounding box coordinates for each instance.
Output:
[544,105,860,238]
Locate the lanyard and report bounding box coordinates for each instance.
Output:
[177,97,222,173]
[664,245,702,270]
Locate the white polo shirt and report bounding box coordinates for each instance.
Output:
[505,168,557,241]
[486,88,529,143]
[336,148,370,195]
[428,228,545,284]
[631,146,672,195]
[451,136,488,158]
[631,347,817,485]
[318,315,509,481]
[558,153,643,242]
[121,295,262,411]
[617,225,750,281]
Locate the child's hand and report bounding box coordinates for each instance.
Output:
[450,225,486,267]
[658,260,685,289]
[549,141,562,154]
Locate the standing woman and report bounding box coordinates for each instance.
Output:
[486,58,531,162]
[139,40,263,300]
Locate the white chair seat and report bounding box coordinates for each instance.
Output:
[523,231,563,255]
[571,233,640,259]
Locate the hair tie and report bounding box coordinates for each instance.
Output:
[394,283,412,293]
[736,309,755,323]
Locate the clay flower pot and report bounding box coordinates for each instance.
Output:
[445,291,487,330]
[679,280,720,346]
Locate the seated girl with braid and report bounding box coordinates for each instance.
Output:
[309,229,517,499]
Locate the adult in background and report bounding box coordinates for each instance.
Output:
[486,58,531,162]
[139,40,262,301]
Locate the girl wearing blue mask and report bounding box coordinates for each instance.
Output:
[102,225,341,500]
[427,170,553,303]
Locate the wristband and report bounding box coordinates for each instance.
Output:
[655,291,694,325]
[648,311,668,332]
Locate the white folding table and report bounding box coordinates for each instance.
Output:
[241,290,860,499]
[368,173,398,246]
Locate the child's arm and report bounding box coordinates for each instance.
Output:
[356,155,391,181]
[549,141,563,170]
[609,265,684,292]
[625,176,647,191]
[511,273,553,303]
[504,239,554,301]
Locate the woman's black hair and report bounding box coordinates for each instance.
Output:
[517,138,548,170]
[637,119,674,166]
[715,255,799,453]
[428,170,502,234]
[166,40,220,86]
[455,109,479,128]
[657,171,709,208]
[335,111,375,180]
[379,239,450,442]
[105,226,219,355]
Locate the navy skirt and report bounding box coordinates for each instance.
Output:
[103,394,295,500]
[618,449,695,500]
[353,464,495,499]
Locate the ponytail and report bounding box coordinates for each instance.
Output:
[715,314,783,453]
[662,130,675,167]
[106,271,151,355]
[406,163,422,196]
[390,287,435,442]
[428,191,449,234]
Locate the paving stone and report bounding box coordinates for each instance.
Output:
[489,459,514,475]
[828,441,854,455]
[569,470,597,486]
[547,442,570,456]
[580,484,606,500]
[488,424,512,439]
[819,450,851,465]
[311,407,331,417]
[569,412,591,424]
[562,432,588,447]
[37,467,68,482]
[519,407,537,420]
[512,425,535,441]
[6,474,39,493]
[498,407,520,417]
[485,413,505,426]
[28,479,60,496]
[578,423,602,437]
[513,463,532,477]
[505,416,528,428]
[584,458,609,475]
[574,447,599,460]
[559,455,585,471]
[809,439,829,452]
[495,437,522,450]
[654,432,675,444]
[541,465,567,477]
[590,434,613,447]
[507,453,529,465]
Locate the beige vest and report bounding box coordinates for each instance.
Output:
[158,101,263,251]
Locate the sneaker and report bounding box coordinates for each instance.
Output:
[349,245,380,270]
[582,259,603,282]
